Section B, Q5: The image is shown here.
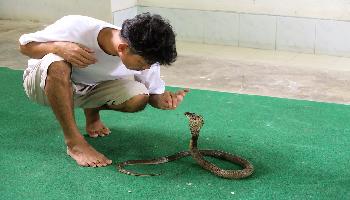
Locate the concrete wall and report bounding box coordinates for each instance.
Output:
[1,0,349,57]
[111,0,137,12]
[0,0,112,22]
[120,0,350,57]
[111,0,137,27]
[138,0,350,21]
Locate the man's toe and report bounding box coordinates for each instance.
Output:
[97,129,106,137]
[103,127,111,135]
[99,155,112,165]
[106,159,112,165]
[98,128,110,136]
[96,162,104,167]
[88,130,99,138]
[87,161,97,167]
[80,162,90,167]
[76,159,89,167]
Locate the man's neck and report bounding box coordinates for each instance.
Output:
[97,28,121,56]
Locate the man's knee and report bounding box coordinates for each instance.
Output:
[109,94,149,113]
[47,61,72,82]
[124,94,149,112]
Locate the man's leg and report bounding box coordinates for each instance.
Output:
[75,78,150,137]
[84,106,111,138]
[45,61,112,167]
[83,94,149,137]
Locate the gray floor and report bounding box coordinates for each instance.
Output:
[1,19,349,105]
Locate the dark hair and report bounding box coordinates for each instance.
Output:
[120,12,177,65]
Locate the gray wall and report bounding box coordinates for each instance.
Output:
[113,2,350,57]
[2,0,349,57]
[0,0,112,22]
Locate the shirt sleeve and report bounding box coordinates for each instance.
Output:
[19,16,70,45]
[134,63,165,94]
[18,15,99,45]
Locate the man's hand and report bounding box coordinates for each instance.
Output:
[53,42,97,67]
[20,41,97,67]
[149,89,190,110]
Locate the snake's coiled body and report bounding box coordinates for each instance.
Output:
[117,112,254,179]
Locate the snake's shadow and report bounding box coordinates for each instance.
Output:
[85,126,190,164]
[86,126,203,178]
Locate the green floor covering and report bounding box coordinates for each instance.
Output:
[1,67,349,199]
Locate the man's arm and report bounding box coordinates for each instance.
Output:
[19,41,97,67]
[20,41,58,59]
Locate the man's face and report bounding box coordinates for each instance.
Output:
[120,49,151,71]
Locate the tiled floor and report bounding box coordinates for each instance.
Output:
[1,19,349,104]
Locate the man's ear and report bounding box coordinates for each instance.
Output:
[116,43,129,56]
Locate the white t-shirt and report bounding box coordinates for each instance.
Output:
[19,15,165,94]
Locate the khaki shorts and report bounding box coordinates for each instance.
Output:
[23,53,149,108]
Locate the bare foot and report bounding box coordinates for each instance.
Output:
[84,108,111,138]
[86,119,111,138]
[66,140,112,167]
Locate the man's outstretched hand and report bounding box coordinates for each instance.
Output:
[149,89,190,110]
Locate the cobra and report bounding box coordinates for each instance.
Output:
[117,112,254,179]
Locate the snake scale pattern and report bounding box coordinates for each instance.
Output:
[117,112,254,179]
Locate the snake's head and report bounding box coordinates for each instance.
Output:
[184,112,204,135]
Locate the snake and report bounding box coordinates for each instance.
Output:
[117,112,254,179]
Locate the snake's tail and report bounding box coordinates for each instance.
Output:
[117,162,161,176]
[116,151,191,176]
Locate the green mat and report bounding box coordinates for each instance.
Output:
[1,67,349,199]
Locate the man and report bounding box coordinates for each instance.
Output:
[19,13,188,168]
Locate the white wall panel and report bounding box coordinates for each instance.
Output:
[0,0,112,22]
[316,20,350,57]
[138,0,350,21]
[113,7,137,27]
[239,14,277,50]
[203,11,239,46]
[276,17,316,53]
